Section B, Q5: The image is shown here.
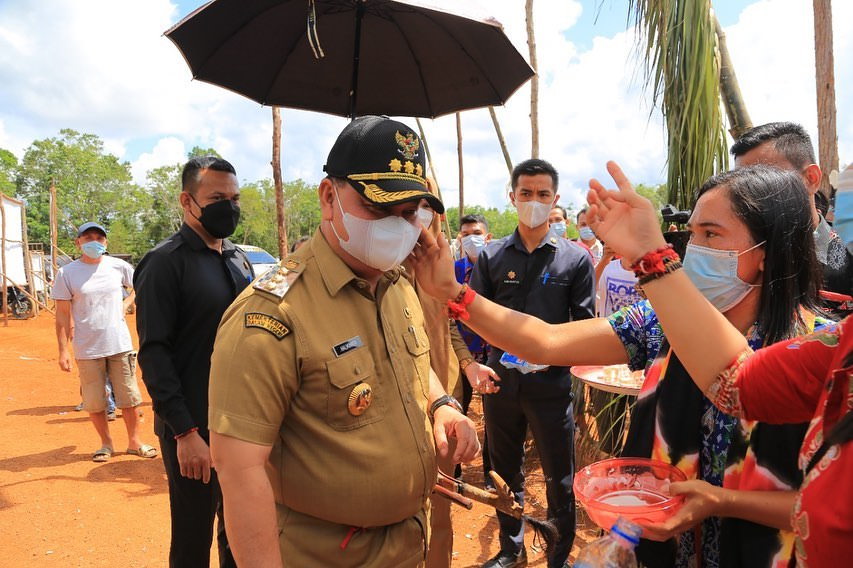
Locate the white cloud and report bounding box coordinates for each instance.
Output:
[130,136,186,183]
[0,0,850,215]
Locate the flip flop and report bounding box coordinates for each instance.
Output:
[92,446,113,462]
[126,445,158,459]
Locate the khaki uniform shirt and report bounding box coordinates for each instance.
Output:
[209,230,437,528]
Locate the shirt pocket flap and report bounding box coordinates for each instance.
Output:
[402,325,430,357]
[325,349,375,389]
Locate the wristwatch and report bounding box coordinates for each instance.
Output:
[429,394,464,420]
[458,357,475,372]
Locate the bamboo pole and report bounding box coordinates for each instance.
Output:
[525,0,539,158]
[488,107,513,175]
[456,112,464,220]
[813,0,838,196]
[272,107,288,258]
[415,118,453,240]
[714,14,752,139]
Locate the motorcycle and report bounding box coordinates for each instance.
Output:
[5,286,33,319]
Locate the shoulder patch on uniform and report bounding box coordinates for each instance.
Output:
[244,312,290,340]
[252,263,302,299]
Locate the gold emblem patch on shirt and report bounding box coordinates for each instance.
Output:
[347,383,373,416]
[244,312,290,340]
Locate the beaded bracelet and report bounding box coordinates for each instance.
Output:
[637,257,683,286]
[174,426,198,440]
[630,244,680,278]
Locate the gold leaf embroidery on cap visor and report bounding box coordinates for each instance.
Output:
[355,182,429,204]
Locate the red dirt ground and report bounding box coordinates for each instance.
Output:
[0,313,596,566]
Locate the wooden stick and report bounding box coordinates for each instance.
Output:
[432,484,473,510]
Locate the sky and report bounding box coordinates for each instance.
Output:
[0,0,851,214]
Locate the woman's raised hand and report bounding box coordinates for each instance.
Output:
[410,227,463,301]
[586,161,668,264]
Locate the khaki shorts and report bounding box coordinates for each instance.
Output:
[276,503,428,567]
[78,351,142,412]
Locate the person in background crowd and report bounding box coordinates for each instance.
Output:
[54,222,153,462]
[732,122,853,301]
[134,156,252,567]
[548,205,568,238]
[576,208,604,265]
[468,158,595,568]
[290,235,310,253]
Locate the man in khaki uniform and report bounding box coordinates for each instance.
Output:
[208,116,479,567]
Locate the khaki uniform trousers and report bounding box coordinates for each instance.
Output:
[277,502,429,567]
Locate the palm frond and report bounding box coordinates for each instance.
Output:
[629,0,728,211]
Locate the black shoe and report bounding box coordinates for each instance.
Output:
[481,549,527,568]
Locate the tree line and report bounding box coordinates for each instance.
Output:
[0,129,666,263]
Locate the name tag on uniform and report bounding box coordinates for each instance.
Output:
[333,336,363,357]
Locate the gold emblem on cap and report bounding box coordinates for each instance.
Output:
[347,383,373,416]
[415,164,423,177]
[508,270,516,279]
[404,161,415,174]
[358,182,426,204]
[395,131,420,160]
[389,158,403,172]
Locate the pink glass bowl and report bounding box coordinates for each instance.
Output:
[574,457,687,532]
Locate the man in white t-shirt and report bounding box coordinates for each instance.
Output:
[53,222,156,462]
[595,246,642,317]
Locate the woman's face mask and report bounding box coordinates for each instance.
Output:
[682,241,765,312]
[330,186,422,272]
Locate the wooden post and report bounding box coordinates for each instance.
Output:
[813,0,838,196]
[456,112,464,220]
[525,0,539,158]
[414,118,453,240]
[489,107,514,175]
[271,107,288,258]
[49,178,58,279]
[20,201,38,316]
[1,193,7,325]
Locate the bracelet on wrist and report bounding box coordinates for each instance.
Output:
[459,357,475,372]
[447,284,477,321]
[636,258,683,286]
[429,394,464,421]
[174,426,198,440]
[630,244,680,278]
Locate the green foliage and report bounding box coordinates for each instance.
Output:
[14,129,146,257]
[140,163,184,248]
[0,148,17,195]
[629,0,728,211]
[187,146,221,159]
[444,205,519,239]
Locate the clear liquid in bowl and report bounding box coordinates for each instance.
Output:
[596,488,669,507]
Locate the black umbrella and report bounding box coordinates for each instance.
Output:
[165,0,534,118]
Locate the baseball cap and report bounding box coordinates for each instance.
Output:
[77,222,107,237]
[323,115,444,214]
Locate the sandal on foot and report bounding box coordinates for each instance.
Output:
[92,446,113,462]
[126,444,157,459]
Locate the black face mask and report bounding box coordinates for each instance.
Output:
[190,196,240,239]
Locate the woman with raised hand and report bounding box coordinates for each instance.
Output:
[411,164,827,568]
[585,161,853,567]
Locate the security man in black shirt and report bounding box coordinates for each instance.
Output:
[470,159,594,568]
[134,156,253,568]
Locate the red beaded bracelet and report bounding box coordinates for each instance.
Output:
[447,284,477,321]
[174,426,198,440]
[630,244,680,278]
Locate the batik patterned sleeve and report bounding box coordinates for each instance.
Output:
[606,299,662,372]
[708,322,842,423]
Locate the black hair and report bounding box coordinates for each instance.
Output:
[730,122,816,170]
[460,213,489,231]
[814,190,829,218]
[576,207,588,222]
[696,165,821,344]
[511,158,559,191]
[551,205,567,221]
[181,156,237,194]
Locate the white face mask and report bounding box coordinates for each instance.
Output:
[330,187,422,272]
[416,207,435,229]
[461,234,486,259]
[515,199,552,228]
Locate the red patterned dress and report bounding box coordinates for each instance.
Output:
[710,317,853,567]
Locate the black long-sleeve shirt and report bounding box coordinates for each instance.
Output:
[470,228,595,397]
[134,223,254,437]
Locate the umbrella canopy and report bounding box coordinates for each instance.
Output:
[166,0,534,118]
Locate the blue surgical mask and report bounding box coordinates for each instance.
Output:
[81,241,106,260]
[579,226,595,241]
[682,241,764,312]
[551,222,566,237]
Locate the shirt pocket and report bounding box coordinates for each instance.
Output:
[324,348,385,431]
[402,325,431,399]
